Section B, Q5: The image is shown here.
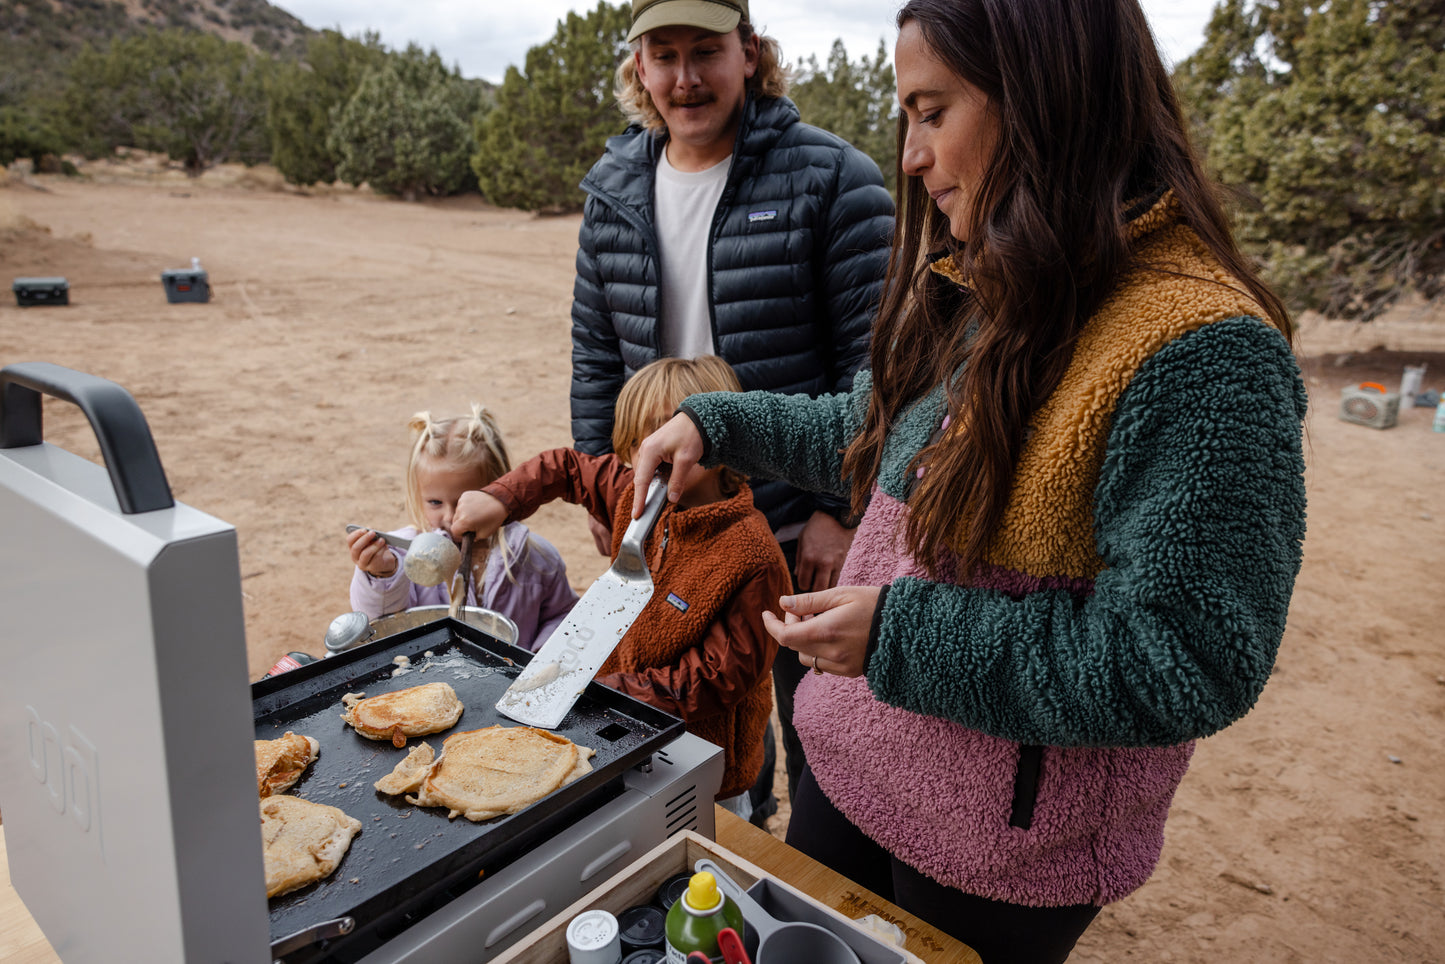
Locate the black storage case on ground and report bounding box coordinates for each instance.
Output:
[162,267,210,303]
[12,277,69,306]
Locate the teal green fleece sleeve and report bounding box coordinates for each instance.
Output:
[867,317,1308,747]
[682,374,871,499]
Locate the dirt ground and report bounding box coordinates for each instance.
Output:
[2,158,1442,963]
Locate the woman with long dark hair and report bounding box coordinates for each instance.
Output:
[632,0,1306,959]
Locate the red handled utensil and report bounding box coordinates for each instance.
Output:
[718,926,752,964]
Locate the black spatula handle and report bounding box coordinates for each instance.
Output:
[0,361,174,513]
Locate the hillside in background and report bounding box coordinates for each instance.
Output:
[1,0,314,103]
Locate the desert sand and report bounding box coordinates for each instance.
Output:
[2,157,1442,963]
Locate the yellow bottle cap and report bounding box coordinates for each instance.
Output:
[684,871,722,912]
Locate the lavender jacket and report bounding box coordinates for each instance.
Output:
[349,522,578,652]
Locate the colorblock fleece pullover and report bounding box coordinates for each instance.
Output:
[681,195,1308,907]
[481,449,790,799]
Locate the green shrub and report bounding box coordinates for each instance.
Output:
[471,1,631,211]
[1175,0,1445,319]
[328,45,481,199]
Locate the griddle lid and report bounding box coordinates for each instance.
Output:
[0,363,269,963]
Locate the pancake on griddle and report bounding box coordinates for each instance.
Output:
[260,794,362,898]
[378,725,594,822]
[255,732,320,798]
[373,741,435,795]
[340,682,463,747]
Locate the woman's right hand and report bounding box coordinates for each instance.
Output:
[451,490,508,543]
[631,412,704,518]
[347,527,398,578]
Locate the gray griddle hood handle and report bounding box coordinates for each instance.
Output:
[0,361,174,513]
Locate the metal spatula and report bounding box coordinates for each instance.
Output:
[495,474,670,729]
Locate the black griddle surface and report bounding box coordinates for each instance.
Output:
[252,618,683,958]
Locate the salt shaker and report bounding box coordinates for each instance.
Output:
[568,909,622,964]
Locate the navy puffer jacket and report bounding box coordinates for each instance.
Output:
[570,93,895,532]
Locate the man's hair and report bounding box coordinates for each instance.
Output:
[614,21,789,134]
[612,356,747,493]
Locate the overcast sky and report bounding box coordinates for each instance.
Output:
[274,1,1221,84]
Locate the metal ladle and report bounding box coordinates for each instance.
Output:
[345,523,462,588]
[400,530,462,587]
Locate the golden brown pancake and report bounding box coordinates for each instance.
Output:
[260,795,362,898]
[340,682,463,747]
[376,725,594,822]
[373,742,435,795]
[255,732,320,798]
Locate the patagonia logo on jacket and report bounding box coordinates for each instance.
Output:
[747,210,778,223]
[665,592,689,612]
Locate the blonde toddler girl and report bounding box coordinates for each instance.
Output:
[346,403,578,651]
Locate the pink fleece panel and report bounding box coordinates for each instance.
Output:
[795,487,1195,906]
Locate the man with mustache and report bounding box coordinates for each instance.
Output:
[569,0,894,826]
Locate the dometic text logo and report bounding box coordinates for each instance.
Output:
[838,891,944,954]
[26,705,104,858]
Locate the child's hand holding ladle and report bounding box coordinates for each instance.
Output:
[347,526,399,578]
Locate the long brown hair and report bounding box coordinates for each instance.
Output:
[841,0,1291,578]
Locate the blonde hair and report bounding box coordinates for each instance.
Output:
[613,356,747,493]
[404,403,521,586]
[615,22,790,134]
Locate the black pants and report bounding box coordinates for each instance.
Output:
[747,540,808,823]
[770,643,807,801]
[787,767,1101,964]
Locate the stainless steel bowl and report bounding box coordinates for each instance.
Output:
[369,605,519,646]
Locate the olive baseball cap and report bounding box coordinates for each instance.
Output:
[627,0,748,42]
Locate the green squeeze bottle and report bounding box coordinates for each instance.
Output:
[663,871,745,963]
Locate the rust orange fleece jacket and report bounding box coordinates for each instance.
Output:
[482,448,790,799]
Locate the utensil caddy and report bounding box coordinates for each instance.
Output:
[491,830,926,964]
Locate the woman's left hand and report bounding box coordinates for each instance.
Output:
[762,586,882,678]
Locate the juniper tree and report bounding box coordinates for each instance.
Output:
[267,30,387,187]
[328,45,482,200]
[471,1,632,211]
[1176,0,1445,318]
[62,28,270,172]
[790,38,897,196]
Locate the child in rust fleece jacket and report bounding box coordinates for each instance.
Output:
[453,357,789,814]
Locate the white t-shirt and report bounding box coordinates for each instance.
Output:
[654,149,731,359]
